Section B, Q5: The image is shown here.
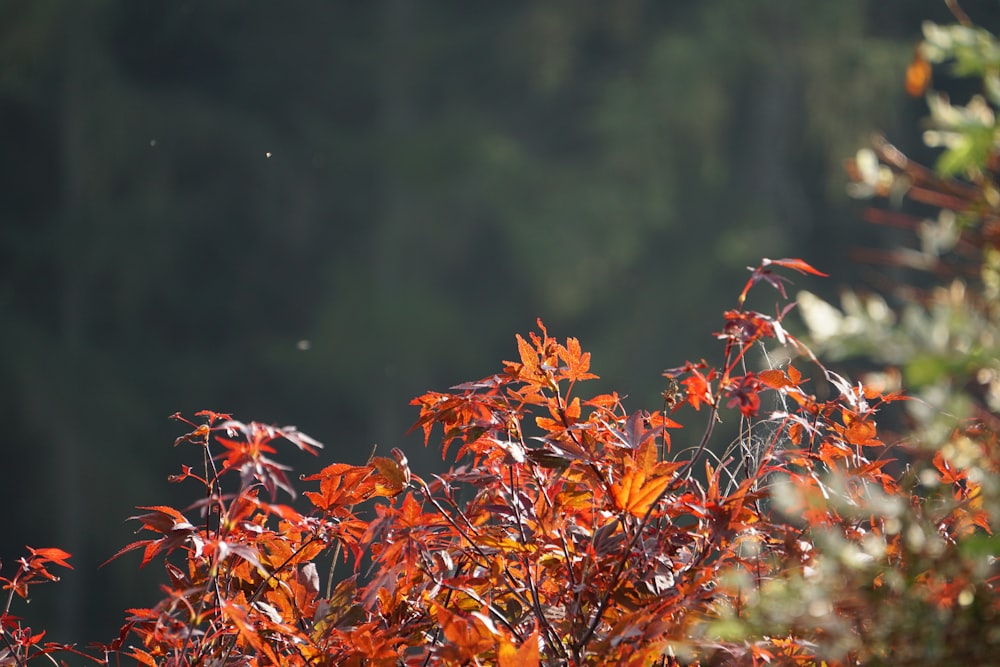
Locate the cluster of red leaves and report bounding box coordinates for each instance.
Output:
[1,258,996,666]
[0,547,86,665]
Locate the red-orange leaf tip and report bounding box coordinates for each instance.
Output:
[761,257,828,277]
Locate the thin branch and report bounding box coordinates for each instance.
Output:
[945,0,972,26]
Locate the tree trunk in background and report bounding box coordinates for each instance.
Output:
[39,1,96,640]
[747,22,811,233]
[372,0,417,448]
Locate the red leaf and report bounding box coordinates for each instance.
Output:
[100,540,152,569]
[192,409,233,423]
[762,257,828,277]
[303,463,377,509]
[129,505,195,535]
[681,368,715,411]
[725,374,763,417]
[738,257,827,304]
[25,547,73,570]
[719,310,776,345]
[102,506,198,568]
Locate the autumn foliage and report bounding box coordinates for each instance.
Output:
[6,13,1000,667]
[1,251,996,666]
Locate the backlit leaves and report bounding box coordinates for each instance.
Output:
[497,629,540,667]
[906,46,933,97]
[610,439,677,517]
[738,257,827,305]
[5,254,999,666]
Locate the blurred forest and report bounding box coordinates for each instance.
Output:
[2,0,997,647]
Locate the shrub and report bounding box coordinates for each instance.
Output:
[1,255,993,666]
[5,11,1000,667]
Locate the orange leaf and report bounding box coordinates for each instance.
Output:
[906,47,932,97]
[843,411,879,446]
[436,605,492,657]
[303,463,376,509]
[498,629,540,667]
[759,365,805,390]
[933,451,966,485]
[758,369,793,390]
[610,440,675,517]
[515,333,541,380]
[371,455,409,497]
[221,597,281,665]
[762,257,828,277]
[559,337,599,383]
[584,392,622,409]
[565,396,581,421]
[126,648,159,667]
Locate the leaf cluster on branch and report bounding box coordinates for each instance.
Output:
[5,9,1000,667]
[2,253,996,666]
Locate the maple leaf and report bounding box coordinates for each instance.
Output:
[841,409,880,446]
[497,629,540,667]
[103,505,198,568]
[370,451,411,497]
[303,463,377,510]
[515,332,543,382]
[725,374,763,418]
[557,336,599,384]
[738,257,827,305]
[584,392,623,409]
[674,366,715,411]
[221,595,281,665]
[610,439,677,517]
[24,547,73,574]
[3,547,74,601]
[758,365,804,390]
[933,450,966,486]
[434,604,494,660]
[718,310,776,346]
[215,427,298,500]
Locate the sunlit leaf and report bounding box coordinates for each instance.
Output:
[610,439,676,517]
[497,629,540,667]
[906,47,932,97]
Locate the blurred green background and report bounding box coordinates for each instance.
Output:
[1,0,993,647]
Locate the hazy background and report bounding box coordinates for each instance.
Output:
[2,0,994,645]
